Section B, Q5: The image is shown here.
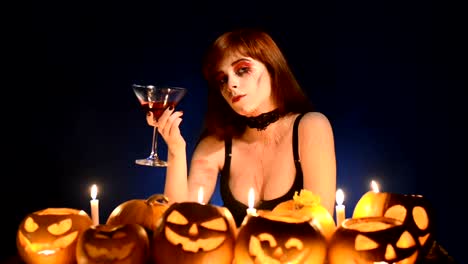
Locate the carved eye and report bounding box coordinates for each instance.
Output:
[384,205,406,222]
[396,231,416,248]
[24,217,39,233]
[257,233,277,247]
[412,206,429,230]
[113,231,127,239]
[94,233,108,239]
[285,238,303,251]
[355,234,379,250]
[48,219,72,235]
[167,210,188,225]
[200,217,227,231]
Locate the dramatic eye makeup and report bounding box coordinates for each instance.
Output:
[233,60,252,76]
[214,58,253,88]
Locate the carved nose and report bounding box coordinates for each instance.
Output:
[273,247,283,258]
[188,224,198,236]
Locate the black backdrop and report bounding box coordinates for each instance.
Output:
[4,0,466,262]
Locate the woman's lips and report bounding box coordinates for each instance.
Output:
[232,95,245,103]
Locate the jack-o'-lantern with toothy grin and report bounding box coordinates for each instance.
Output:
[151,201,237,264]
[16,208,93,264]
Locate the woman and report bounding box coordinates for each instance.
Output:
[149,28,336,226]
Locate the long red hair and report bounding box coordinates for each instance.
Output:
[200,28,313,139]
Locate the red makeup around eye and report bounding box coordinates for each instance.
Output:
[233,61,252,72]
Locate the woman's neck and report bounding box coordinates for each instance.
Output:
[242,113,294,145]
[242,108,281,131]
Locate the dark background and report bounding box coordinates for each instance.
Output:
[4,0,466,262]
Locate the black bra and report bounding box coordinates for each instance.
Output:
[220,113,305,227]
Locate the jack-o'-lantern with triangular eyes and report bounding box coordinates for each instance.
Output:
[328,217,419,264]
[16,208,93,264]
[353,190,435,258]
[234,210,327,264]
[76,223,149,264]
[152,202,237,264]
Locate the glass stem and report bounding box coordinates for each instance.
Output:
[150,126,159,159]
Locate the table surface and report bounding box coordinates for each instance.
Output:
[2,241,458,264]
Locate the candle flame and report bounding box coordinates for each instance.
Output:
[91,184,98,200]
[248,188,255,209]
[371,180,379,193]
[336,189,344,206]
[198,186,204,204]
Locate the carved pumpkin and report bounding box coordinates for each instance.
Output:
[234,210,327,264]
[352,191,435,257]
[272,189,336,242]
[152,202,237,264]
[76,223,149,264]
[328,217,419,264]
[16,208,93,264]
[106,193,169,235]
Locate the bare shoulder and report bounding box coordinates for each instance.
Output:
[191,135,225,176]
[192,135,225,163]
[299,112,333,131]
[196,135,224,151]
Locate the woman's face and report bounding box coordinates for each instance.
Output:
[215,54,275,117]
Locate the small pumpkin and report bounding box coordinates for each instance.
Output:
[272,189,336,242]
[152,201,237,264]
[235,209,327,264]
[16,208,93,264]
[328,216,419,264]
[76,223,149,264]
[106,193,169,234]
[352,191,435,257]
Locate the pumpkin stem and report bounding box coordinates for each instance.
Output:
[147,194,169,205]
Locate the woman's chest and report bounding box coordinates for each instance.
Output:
[228,135,296,202]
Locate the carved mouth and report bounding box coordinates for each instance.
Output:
[248,234,308,264]
[84,242,135,261]
[165,226,226,252]
[18,231,78,255]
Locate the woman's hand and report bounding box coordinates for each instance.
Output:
[146,107,185,151]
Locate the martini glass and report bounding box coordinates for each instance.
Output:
[132,84,187,167]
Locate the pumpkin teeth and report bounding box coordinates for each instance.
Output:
[165,226,225,252]
[18,230,78,253]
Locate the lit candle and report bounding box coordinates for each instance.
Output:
[335,188,345,227]
[371,180,380,192]
[90,184,99,226]
[246,187,257,216]
[198,186,205,205]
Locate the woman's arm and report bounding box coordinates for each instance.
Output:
[150,108,223,204]
[186,136,224,204]
[299,112,337,216]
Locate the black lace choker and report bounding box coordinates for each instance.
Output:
[242,109,281,131]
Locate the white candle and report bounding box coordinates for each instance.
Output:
[335,188,345,227]
[90,184,99,226]
[198,186,205,205]
[371,180,380,193]
[246,187,257,216]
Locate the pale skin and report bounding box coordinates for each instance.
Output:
[147,54,337,216]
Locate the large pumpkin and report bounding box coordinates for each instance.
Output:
[328,217,419,264]
[16,208,93,264]
[272,189,336,242]
[235,209,327,264]
[152,202,237,264]
[352,191,435,257]
[106,193,169,234]
[76,223,149,264]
